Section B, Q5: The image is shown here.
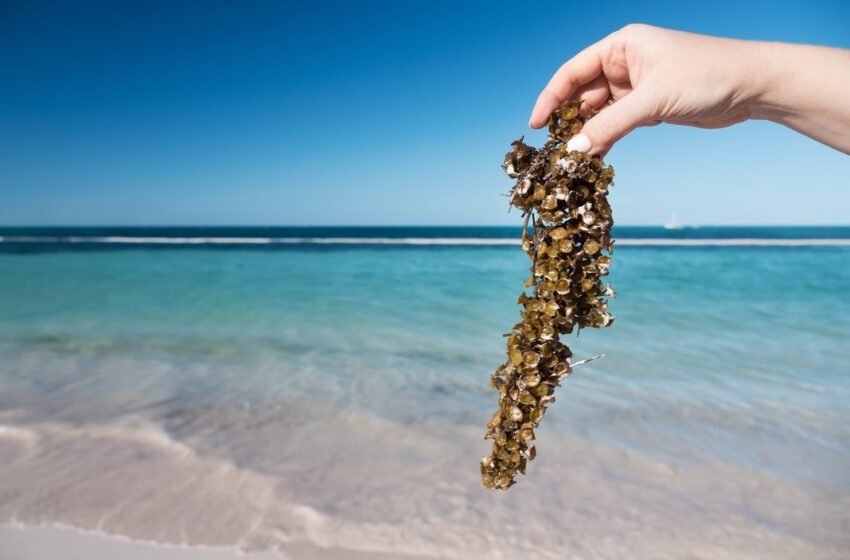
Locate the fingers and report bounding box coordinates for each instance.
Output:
[573,75,611,115]
[529,41,606,128]
[569,88,655,154]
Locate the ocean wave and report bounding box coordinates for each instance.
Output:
[2,236,850,247]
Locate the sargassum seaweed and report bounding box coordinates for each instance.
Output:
[481,101,615,490]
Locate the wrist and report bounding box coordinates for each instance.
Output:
[738,41,786,122]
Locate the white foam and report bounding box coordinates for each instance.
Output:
[1,236,849,247]
[618,238,850,246]
[0,425,38,445]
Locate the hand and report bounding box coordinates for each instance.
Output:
[530,24,850,155]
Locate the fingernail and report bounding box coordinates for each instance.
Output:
[566,133,591,153]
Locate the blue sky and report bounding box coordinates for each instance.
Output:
[1,0,848,226]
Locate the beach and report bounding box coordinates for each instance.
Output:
[1,227,849,559]
[0,525,436,560]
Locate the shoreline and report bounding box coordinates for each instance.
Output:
[0,524,278,560]
[0,525,434,560]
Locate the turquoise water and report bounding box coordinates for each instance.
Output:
[1,231,849,558]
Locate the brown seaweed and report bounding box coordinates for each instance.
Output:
[481,101,615,490]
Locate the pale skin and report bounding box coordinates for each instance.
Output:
[529,24,850,155]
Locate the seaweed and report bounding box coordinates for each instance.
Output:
[481,101,615,490]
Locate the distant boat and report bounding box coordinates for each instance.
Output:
[664,214,684,230]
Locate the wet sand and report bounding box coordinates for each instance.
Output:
[0,526,279,560]
[2,416,848,560]
[0,526,436,560]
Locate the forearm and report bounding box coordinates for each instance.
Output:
[747,42,850,154]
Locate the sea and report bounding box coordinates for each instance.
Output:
[0,226,848,559]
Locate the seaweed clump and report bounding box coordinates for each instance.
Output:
[481,101,615,490]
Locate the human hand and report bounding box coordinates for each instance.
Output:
[529,24,850,155]
[529,25,760,154]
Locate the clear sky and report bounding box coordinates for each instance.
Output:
[1,0,848,226]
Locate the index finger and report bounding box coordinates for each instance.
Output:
[529,40,606,128]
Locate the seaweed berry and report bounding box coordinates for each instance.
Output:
[482,101,616,490]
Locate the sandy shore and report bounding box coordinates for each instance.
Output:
[0,526,279,560]
[0,526,434,560]
[2,416,848,560]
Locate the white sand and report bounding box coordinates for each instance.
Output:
[2,415,848,559]
[0,526,433,560]
[0,526,279,560]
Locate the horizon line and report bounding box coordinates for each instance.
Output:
[2,224,850,229]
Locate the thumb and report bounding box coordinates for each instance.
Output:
[568,88,655,154]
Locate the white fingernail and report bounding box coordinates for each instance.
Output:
[566,133,591,153]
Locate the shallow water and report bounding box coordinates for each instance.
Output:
[1,237,849,558]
